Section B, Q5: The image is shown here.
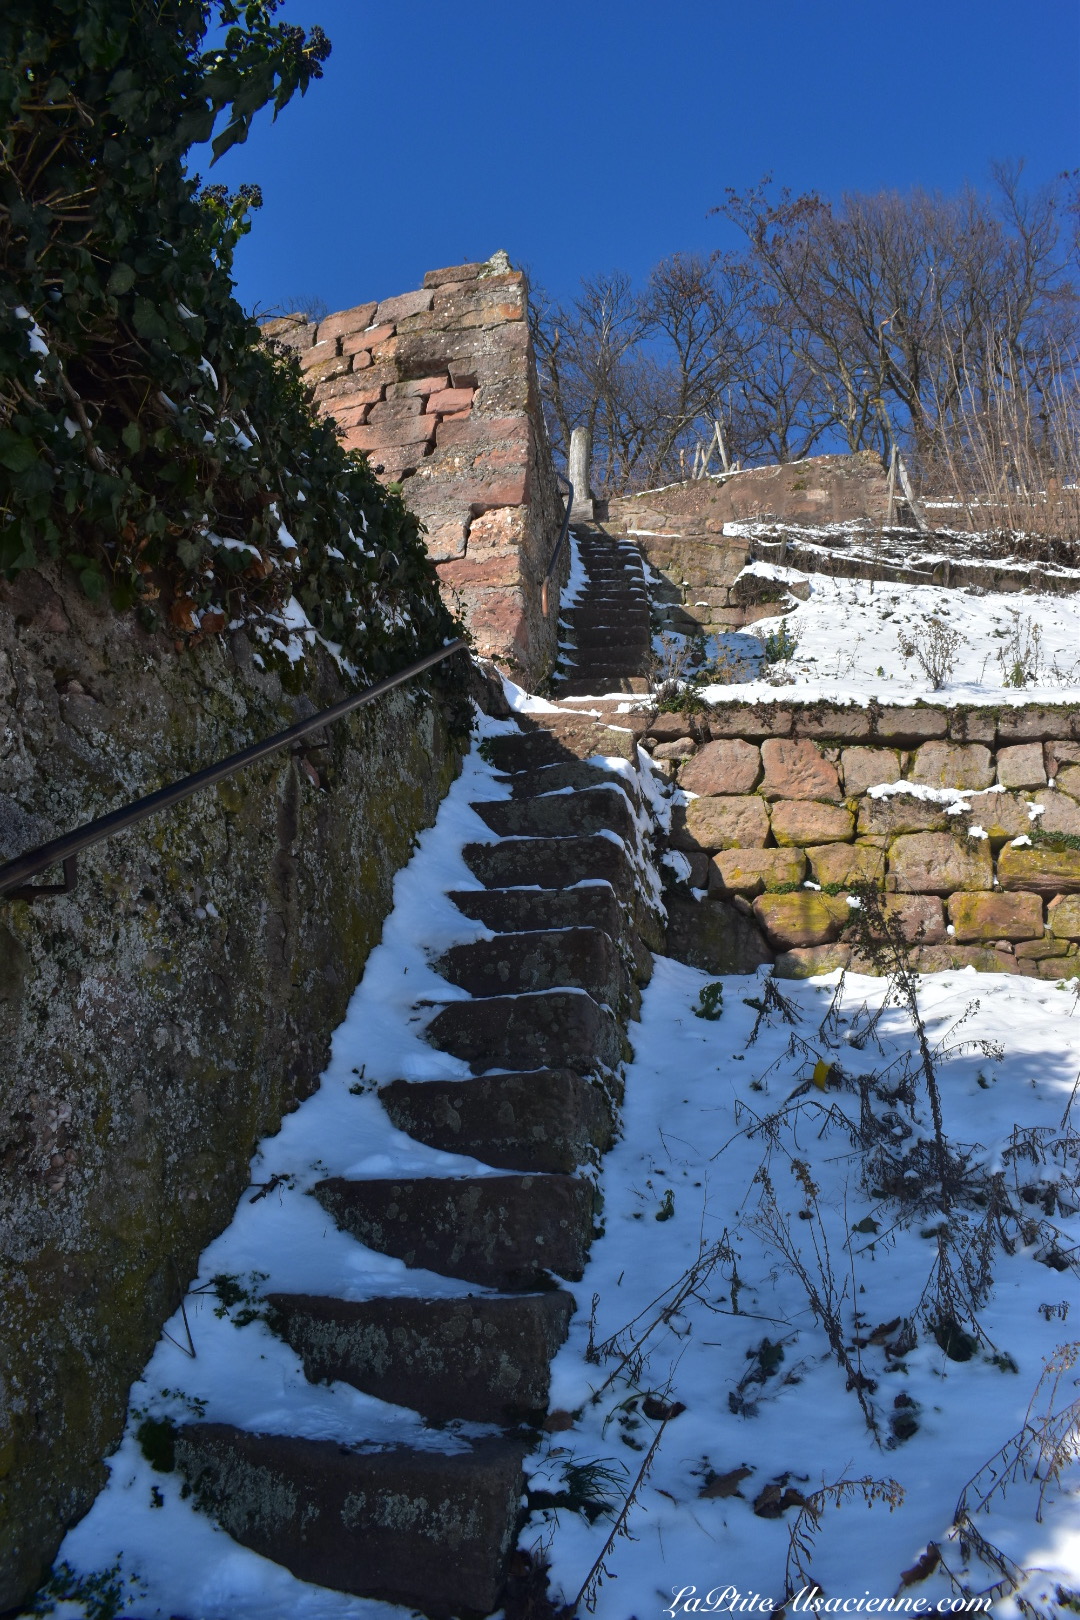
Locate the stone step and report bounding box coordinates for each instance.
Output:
[471,785,636,842]
[570,625,651,649]
[563,652,647,674]
[449,884,624,937]
[463,834,633,896]
[426,986,623,1071]
[499,761,639,806]
[174,1424,526,1616]
[312,1172,596,1288]
[438,926,622,1004]
[558,675,653,697]
[379,1070,614,1173]
[267,1290,575,1423]
[481,723,636,774]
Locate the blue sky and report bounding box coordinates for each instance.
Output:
[199,0,1080,317]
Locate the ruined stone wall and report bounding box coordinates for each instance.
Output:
[263,256,565,687]
[604,453,891,641]
[0,568,467,1605]
[646,701,1080,980]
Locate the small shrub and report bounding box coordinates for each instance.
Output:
[761,620,799,664]
[693,982,725,1020]
[897,617,964,688]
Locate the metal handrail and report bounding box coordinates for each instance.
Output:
[540,473,575,619]
[0,637,468,902]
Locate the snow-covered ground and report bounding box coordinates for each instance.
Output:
[533,959,1080,1618]
[671,564,1080,709]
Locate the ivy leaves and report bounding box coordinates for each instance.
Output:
[0,2,453,680]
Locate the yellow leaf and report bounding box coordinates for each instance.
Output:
[811,1059,831,1091]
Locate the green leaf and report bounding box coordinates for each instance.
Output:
[121,421,142,452]
[0,434,37,473]
[132,298,168,339]
[107,263,136,295]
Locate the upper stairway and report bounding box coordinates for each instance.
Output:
[554,527,652,698]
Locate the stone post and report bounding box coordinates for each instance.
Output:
[568,427,594,522]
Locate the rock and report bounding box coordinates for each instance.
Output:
[173,1425,526,1617]
[871,706,949,745]
[857,794,952,836]
[910,742,994,791]
[997,843,1080,896]
[770,800,854,845]
[911,945,1021,975]
[472,786,636,842]
[887,833,993,893]
[378,1071,614,1174]
[679,739,761,796]
[1015,934,1072,959]
[710,847,807,897]
[426,988,622,1072]
[670,795,770,852]
[267,1291,574,1424]
[805,842,885,889]
[1058,765,1080,796]
[1036,791,1080,837]
[997,743,1046,789]
[960,792,1037,841]
[312,1174,596,1289]
[760,738,842,801]
[653,738,697,761]
[752,892,850,948]
[704,704,793,740]
[774,943,852,978]
[1049,895,1080,939]
[841,746,901,795]
[664,896,774,974]
[881,895,947,944]
[1037,955,1080,980]
[947,892,1044,942]
[647,712,699,742]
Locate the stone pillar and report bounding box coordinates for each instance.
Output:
[569,427,594,522]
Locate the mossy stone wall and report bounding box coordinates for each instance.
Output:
[0,566,465,1606]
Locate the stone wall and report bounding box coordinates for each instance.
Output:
[262,256,565,687]
[646,700,1080,980]
[603,453,891,641]
[0,568,468,1606]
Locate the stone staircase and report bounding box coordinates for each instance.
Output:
[170,704,662,1617]
[556,527,652,697]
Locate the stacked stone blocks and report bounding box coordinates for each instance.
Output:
[649,702,1080,978]
[262,256,563,684]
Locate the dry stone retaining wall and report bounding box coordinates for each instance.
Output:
[648,700,1080,979]
[262,256,564,686]
[603,453,891,640]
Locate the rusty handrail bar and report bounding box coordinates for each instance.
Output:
[540,472,574,618]
[0,637,468,902]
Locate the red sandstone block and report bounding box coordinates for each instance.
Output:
[435,415,529,451]
[387,375,450,399]
[342,332,373,358]
[374,288,434,325]
[423,261,488,288]
[317,302,378,344]
[425,387,475,416]
[300,339,339,370]
[362,323,396,348]
[368,398,425,423]
[438,407,473,421]
[344,418,436,451]
[435,553,522,588]
[331,400,372,429]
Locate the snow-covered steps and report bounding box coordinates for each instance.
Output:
[554,526,652,696]
[426,986,625,1070]
[438,927,625,1005]
[471,782,638,840]
[378,1070,615,1173]
[266,1290,576,1423]
[311,1172,597,1289]
[172,1426,528,1615]
[60,694,663,1619]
